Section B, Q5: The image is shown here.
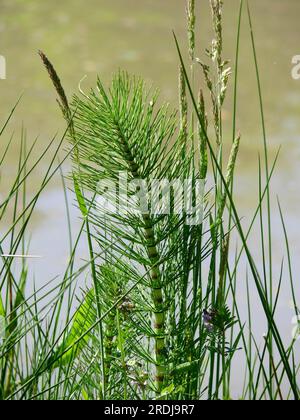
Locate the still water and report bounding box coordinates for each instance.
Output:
[0,0,300,395]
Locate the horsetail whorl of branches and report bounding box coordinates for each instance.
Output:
[52,71,201,396]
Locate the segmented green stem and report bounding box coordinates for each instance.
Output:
[104,309,117,385]
[143,215,166,391]
[116,124,166,393]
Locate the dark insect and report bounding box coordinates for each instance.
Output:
[119,298,135,314]
[203,309,217,332]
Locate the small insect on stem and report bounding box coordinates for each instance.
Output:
[203,309,217,332]
[118,298,135,315]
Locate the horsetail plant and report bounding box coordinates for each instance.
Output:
[68,73,208,395]
[40,45,212,396]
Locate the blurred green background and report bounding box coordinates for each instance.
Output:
[1,0,300,146]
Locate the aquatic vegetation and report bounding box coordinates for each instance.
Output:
[0,0,299,400]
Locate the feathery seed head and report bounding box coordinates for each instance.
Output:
[187,0,196,61]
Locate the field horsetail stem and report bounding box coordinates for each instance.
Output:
[42,54,174,393]
[116,126,167,394]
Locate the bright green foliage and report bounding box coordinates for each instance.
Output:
[67,71,211,397]
[47,289,95,369]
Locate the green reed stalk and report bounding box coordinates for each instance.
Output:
[174,32,299,400]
